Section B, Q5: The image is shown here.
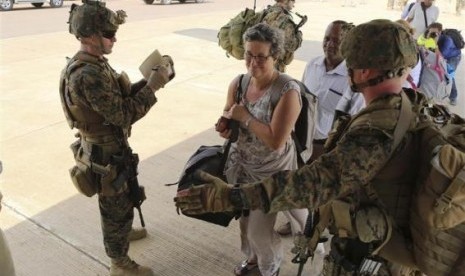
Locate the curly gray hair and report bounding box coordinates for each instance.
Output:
[243,23,285,59]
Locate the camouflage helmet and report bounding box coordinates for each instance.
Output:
[341,19,418,71]
[68,0,127,38]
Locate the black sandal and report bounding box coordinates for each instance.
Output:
[234,260,258,275]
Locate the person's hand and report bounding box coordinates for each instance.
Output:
[174,171,235,214]
[215,116,230,133]
[230,104,250,123]
[215,116,232,139]
[147,65,170,92]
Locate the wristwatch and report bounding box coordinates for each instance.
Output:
[229,184,247,210]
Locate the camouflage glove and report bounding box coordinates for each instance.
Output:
[146,65,170,92]
[174,171,236,214]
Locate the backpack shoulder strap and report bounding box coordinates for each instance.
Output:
[420,2,428,29]
[269,73,295,109]
[356,91,414,201]
[239,73,251,103]
[392,92,414,150]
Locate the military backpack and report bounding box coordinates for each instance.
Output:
[217,4,307,71]
[407,103,465,275]
[304,92,465,275]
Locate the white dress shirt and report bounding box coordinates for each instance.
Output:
[302,56,364,140]
[335,86,365,116]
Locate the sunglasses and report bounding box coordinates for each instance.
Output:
[102,30,116,39]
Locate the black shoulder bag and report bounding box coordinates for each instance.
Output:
[174,75,245,227]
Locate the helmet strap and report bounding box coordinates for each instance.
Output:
[348,68,405,91]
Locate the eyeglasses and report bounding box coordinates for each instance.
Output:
[244,52,272,64]
[102,30,116,39]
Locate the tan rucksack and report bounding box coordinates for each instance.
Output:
[303,93,465,275]
[407,105,465,275]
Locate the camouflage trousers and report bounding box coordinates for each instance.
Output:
[99,191,134,259]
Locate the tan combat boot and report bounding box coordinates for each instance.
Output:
[110,256,154,276]
[128,227,147,241]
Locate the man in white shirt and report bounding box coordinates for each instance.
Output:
[407,0,439,38]
[276,20,365,236]
[301,20,364,161]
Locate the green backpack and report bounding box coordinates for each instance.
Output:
[217,7,265,60]
[217,5,307,71]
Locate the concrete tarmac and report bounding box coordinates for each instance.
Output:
[0,0,464,275]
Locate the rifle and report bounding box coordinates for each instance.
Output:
[126,148,146,227]
[111,147,146,227]
[291,210,328,276]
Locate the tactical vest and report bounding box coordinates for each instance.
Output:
[59,52,129,139]
[60,52,131,196]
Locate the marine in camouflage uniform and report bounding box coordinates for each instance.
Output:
[60,1,173,275]
[175,19,427,275]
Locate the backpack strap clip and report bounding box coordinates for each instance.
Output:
[434,168,465,214]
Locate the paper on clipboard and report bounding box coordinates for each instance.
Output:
[139,49,162,79]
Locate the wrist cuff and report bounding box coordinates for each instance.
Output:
[233,183,269,212]
[230,185,248,210]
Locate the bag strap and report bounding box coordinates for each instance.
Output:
[433,49,446,82]
[362,91,414,200]
[417,49,425,88]
[421,2,428,30]
[294,12,308,30]
[434,166,465,215]
[407,74,418,90]
[218,75,246,172]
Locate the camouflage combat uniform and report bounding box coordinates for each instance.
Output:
[61,2,173,275]
[60,50,156,259]
[60,0,157,261]
[238,90,427,275]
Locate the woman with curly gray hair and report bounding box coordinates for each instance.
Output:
[215,23,302,276]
